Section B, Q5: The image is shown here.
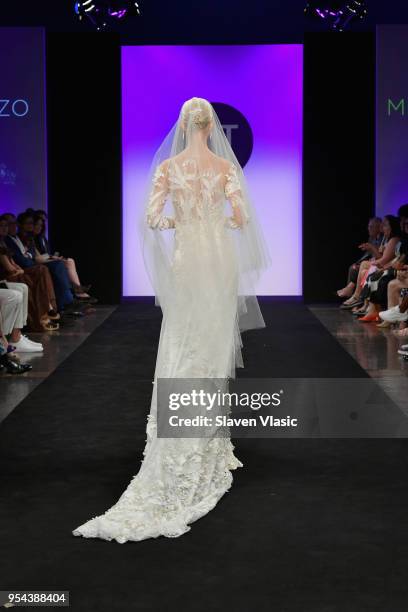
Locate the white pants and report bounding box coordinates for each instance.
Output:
[0,282,29,335]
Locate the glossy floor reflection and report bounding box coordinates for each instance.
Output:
[310,305,408,415]
[0,306,116,423]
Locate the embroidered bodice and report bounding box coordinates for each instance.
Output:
[146,157,245,231]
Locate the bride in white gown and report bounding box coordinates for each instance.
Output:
[73,97,269,543]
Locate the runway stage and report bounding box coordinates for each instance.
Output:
[1,301,408,612]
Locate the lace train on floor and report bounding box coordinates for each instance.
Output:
[73,438,242,544]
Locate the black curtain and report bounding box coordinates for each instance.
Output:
[303,32,375,302]
[46,33,122,304]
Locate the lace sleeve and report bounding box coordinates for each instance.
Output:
[146,162,175,230]
[224,163,247,230]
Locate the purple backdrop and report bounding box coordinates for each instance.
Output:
[122,45,303,296]
[0,28,47,217]
[376,25,408,217]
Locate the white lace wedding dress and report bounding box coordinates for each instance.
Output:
[73,156,248,543]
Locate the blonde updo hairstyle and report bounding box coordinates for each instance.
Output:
[180,97,214,133]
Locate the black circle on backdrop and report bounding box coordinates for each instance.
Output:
[211,102,253,168]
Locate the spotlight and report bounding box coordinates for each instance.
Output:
[304,1,368,30]
[74,0,140,30]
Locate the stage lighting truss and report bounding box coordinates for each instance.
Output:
[304,1,368,30]
[74,0,141,30]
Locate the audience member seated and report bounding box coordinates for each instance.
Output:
[4,212,74,314]
[370,218,408,328]
[32,212,95,302]
[337,217,383,299]
[355,215,406,323]
[337,204,408,361]
[377,209,408,332]
[0,205,100,376]
[0,215,59,331]
[340,214,401,313]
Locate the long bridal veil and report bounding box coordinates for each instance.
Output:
[141,98,271,362]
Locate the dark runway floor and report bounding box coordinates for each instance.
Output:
[1,301,408,612]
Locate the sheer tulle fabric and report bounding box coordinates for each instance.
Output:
[142,101,270,336]
[73,99,269,543]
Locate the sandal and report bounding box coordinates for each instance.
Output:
[341,296,358,306]
[42,320,59,331]
[340,298,364,310]
[353,311,368,318]
[351,305,367,314]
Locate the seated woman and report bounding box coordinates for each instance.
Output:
[337,217,383,299]
[0,215,59,331]
[377,219,408,327]
[341,215,401,312]
[32,214,94,301]
[7,212,74,313]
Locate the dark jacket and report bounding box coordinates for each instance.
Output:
[4,235,35,269]
[35,234,51,256]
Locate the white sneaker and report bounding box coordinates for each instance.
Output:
[20,335,43,350]
[401,344,408,351]
[397,347,408,356]
[13,335,44,353]
[379,305,408,323]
